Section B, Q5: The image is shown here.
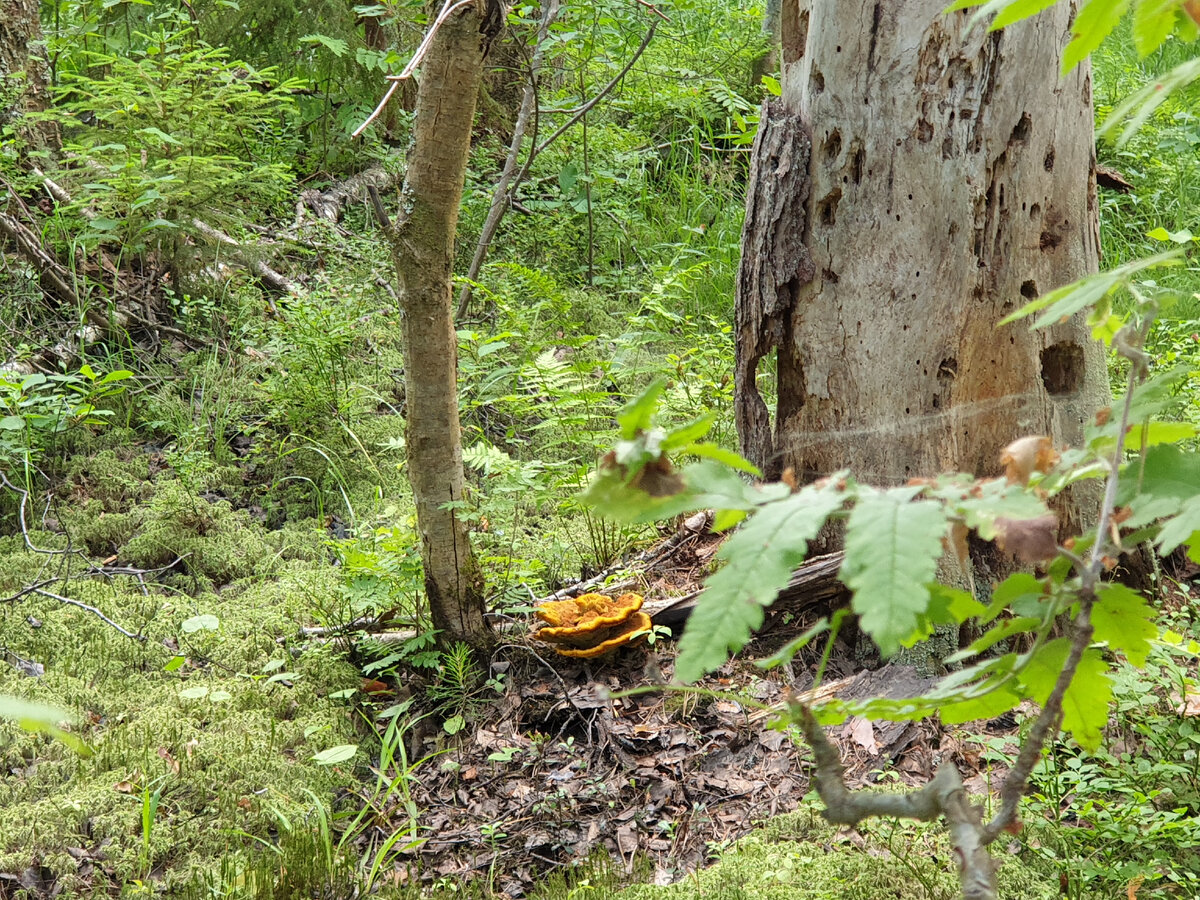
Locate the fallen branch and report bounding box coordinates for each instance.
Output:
[294,165,401,226]
[189,217,294,312]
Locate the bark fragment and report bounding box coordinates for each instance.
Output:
[734,99,813,477]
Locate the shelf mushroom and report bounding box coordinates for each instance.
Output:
[531,592,651,658]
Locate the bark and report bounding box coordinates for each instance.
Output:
[0,0,59,151]
[736,0,1108,517]
[385,0,504,652]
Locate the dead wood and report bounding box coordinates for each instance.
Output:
[294,165,400,225]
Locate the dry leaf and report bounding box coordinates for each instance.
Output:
[847,717,879,755]
[157,746,180,775]
[995,515,1059,563]
[945,521,970,569]
[1178,689,1200,717]
[1000,436,1058,484]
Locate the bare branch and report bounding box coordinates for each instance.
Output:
[456,0,561,318]
[532,23,657,159]
[982,318,1149,844]
[797,705,997,900]
[352,0,476,138]
[32,588,145,641]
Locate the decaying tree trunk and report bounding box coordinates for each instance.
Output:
[736,0,1108,520]
[383,0,504,653]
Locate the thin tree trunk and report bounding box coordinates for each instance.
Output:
[0,0,60,151]
[384,0,503,652]
[456,0,560,318]
[737,0,1108,533]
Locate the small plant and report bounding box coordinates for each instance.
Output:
[0,364,132,485]
[40,8,299,262]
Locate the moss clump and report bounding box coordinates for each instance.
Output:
[120,480,277,587]
[620,805,1056,900]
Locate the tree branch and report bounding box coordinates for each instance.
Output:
[456,0,561,318]
[797,705,997,900]
[982,317,1149,844]
[531,22,657,159]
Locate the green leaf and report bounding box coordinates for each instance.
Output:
[680,442,761,476]
[163,655,186,673]
[0,416,24,430]
[1063,0,1131,72]
[181,614,219,633]
[1000,251,1182,329]
[1092,583,1156,666]
[992,0,1058,29]
[0,696,88,754]
[1148,225,1196,243]
[674,482,847,683]
[1132,0,1181,56]
[662,414,715,450]
[938,683,1022,724]
[1123,421,1198,451]
[311,744,358,765]
[616,380,665,439]
[1099,57,1200,144]
[138,126,183,146]
[443,714,465,735]
[842,489,947,657]
[1122,444,1200,526]
[949,616,1042,661]
[300,33,349,56]
[983,572,1047,622]
[1018,640,1112,751]
[1156,495,1200,562]
[179,686,209,700]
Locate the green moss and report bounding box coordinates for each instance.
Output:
[620,805,1056,900]
[64,449,154,511]
[0,533,362,897]
[119,480,277,587]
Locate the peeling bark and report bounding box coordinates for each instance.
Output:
[735,99,813,478]
[739,0,1108,505]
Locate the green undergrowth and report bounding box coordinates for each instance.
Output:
[619,804,1056,900]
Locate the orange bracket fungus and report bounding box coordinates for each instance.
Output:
[531,592,651,658]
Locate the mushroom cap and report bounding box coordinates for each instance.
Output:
[534,592,643,634]
[552,611,652,658]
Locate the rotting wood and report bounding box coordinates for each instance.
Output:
[734,98,813,479]
[294,165,400,226]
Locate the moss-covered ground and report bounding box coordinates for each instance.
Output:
[0,432,364,896]
[620,805,1057,900]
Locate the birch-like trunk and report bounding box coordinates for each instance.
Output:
[737,0,1108,532]
[387,0,503,652]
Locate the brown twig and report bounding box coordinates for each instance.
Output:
[797,705,996,899]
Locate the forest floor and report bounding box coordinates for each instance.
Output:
[3,415,1198,899]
